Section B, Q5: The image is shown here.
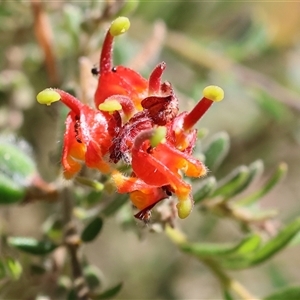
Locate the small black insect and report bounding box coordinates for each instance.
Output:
[111,66,117,73]
[91,66,100,76]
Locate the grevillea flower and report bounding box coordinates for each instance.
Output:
[36,89,115,179]
[36,16,224,220]
[112,86,224,219]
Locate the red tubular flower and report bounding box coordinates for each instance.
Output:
[37,16,225,220]
[36,89,115,178]
[112,86,224,219]
[95,18,147,111]
[94,19,175,114]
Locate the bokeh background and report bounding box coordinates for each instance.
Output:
[1,1,300,299]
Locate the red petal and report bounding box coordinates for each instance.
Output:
[62,112,85,178]
[95,66,147,109]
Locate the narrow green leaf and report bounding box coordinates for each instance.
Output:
[180,234,261,259]
[236,163,287,206]
[248,217,300,265]
[264,286,300,300]
[6,257,22,280]
[75,176,104,191]
[231,160,264,196]
[42,216,63,242]
[93,283,123,299]
[233,234,261,256]
[221,217,300,269]
[81,217,103,243]
[8,237,58,255]
[194,177,216,203]
[203,132,230,171]
[0,140,36,204]
[211,166,250,198]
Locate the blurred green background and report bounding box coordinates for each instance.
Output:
[1,1,300,299]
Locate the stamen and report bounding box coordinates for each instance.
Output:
[36,88,82,115]
[183,85,224,130]
[134,127,166,150]
[150,126,167,147]
[98,95,135,117]
[100,17,130,74]
[99,99,122,112]
[203,85,224,102]
[176,198,193,219]
[36,89,61,106]
[109,17,130,37]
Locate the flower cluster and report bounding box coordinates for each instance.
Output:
[37,17,224,221]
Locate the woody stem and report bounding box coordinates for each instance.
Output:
[62,187,90,300]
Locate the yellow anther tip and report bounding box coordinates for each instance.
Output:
[176,198,193,219]
[150,126,167,147]
[203,85,224,102]
[99,100,122,112]
[109,17,130,37]
[36,89,61,106]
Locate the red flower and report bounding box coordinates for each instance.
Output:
[37,89,115,178]
[36,16,224,220]
[112,86,223,219]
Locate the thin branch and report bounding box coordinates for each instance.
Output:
[128,20,167,71]
[61,187,90,300]
[165,225,261,300]
[165,30,300,111]
[30,0,60,85]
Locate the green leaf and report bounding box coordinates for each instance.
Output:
[231,160,264,197]
[211,166,250,198]
[180,234,261,259]
[93,283,122,299]
[203,132,230,171]
[0,173,26,204]
[236,162,287,206]
[84,265,103,291]
[81,217,103,243]
[256,91,290,122]
[0,140,36,204]
[263,286,300,300]
[0,141,36,184]
[194,177,216,203]
[8,237,58,255]
[42,216,63,242]
[75,176,104,191]
[86,190,104,207]
[221,217,300,269]
[233,234,261,257]
[6,257,22,280]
